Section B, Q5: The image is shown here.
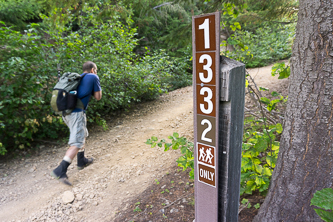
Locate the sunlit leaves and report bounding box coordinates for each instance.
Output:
[240,116,282,195]
[311,188,333,222]
[146,133,194,180]
[271,62,290,79]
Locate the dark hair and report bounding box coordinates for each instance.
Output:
[83,61,96,72]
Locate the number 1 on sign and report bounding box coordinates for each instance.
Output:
[198,18,210,49]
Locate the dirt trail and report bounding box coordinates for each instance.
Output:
[0,87,194,222]
[0,62,289,222]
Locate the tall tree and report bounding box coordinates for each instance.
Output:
[254,0,333,221]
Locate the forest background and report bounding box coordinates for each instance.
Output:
[0,0,305,218]
[3,1,333,221]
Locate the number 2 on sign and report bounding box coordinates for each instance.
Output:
[201,119,212,143]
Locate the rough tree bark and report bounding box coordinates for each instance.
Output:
[254,0,333,221]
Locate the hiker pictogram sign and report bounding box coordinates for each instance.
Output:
[197,143,216,187]
[197,143,215,167]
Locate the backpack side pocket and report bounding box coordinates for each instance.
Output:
[67,91,78,110]
[56,89,68,111]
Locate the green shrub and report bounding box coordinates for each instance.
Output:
[0,2,190,155]
[0,22,62,153]
[223,23,295,68]
[0,0,43,29]
[240,117,282,195]
[146,133,194,180]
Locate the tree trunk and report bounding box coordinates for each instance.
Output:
[254,0,333,221]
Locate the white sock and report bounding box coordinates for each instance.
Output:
[63,156,72,164]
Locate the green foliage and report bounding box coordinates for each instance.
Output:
[147,108,283,196]
[271,61,290,79]
[238,0,298,23]
[146,132,194,180]
[0,2,190,154]
[311,188,333,222]
[223,23,295,68]
[0,21,66,152]
[241,116,281,195]
[0,0,43,29]
[125,0,199,57]
[133,206,142,212]
[260,91,287,112]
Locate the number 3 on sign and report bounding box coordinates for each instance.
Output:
[199,54,212,83]
[200,87,213,114]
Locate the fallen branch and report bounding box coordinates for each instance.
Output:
[238,202,250,214]
[131,208,147,220]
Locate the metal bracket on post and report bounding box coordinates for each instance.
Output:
[218,56,246,222]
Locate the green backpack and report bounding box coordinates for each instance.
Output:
[50,72,87,116]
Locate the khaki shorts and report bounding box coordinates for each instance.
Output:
[62,112,88,149]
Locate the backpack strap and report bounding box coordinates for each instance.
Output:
[75,73,89,111]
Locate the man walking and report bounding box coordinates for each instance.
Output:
[51,61,102,186]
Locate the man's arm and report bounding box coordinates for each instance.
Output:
[93,90,102,101]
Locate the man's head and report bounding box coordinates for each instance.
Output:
[83,61,97,74]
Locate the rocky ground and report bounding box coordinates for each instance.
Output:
[0,61,289,222]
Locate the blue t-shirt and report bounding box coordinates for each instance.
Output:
[72,73,101,112]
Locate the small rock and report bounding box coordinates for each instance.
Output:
[160,209,165,213]
[93,201,98,206]
[62,191,75,204]
[29,166,37,173]
[170,208,179,213]
[76,194,83,201]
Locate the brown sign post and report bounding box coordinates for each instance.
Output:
[192,12,220,221]
[193,12,246,222]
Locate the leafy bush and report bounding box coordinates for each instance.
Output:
[240,117,282,195]
[0,22,62,153]
[146,91,285,195]
[0,0,43,29]
[146,133,194,180]
[0,2,190,155]
[146,119,282,195]
[223,23,295,68]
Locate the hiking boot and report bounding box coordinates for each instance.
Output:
[77,157,94,170]
[77,151,93,170]
[50,171,72,186]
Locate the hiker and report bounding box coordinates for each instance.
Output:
[51,61,102,186]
